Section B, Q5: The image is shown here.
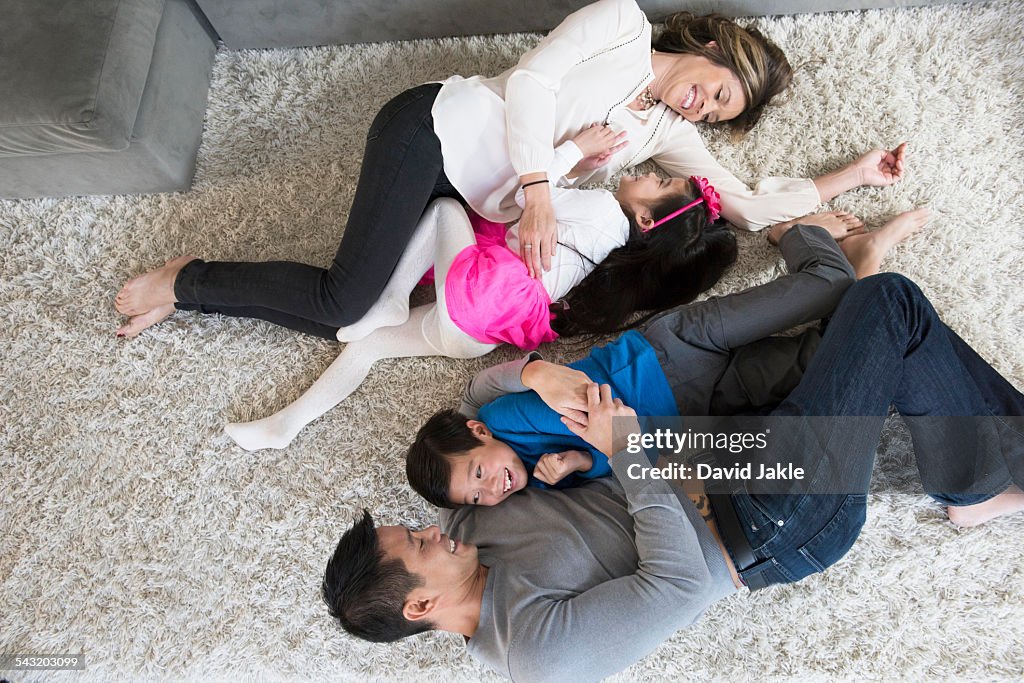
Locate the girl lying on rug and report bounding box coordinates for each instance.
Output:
[220,125,745,451]
[401,211,930,507]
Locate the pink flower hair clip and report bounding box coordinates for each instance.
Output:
[646,175,722,231]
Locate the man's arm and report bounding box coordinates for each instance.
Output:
[511,387,726,681]
[643,224,855,354]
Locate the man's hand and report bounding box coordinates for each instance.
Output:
[533,450,594,486]
[521,360,592,425]
[518,175,556,279]
[562,383,639,458]
[569,124,628,177]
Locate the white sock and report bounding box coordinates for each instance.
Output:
[227,306,440,451]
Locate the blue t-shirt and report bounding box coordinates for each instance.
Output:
[478,330,677,488]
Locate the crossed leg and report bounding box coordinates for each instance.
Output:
[225,198,497,451]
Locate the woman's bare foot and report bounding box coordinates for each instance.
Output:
[116,303,176,338]
[767,211,865,245]
[839,207,930,279]
[947,484,1024,527]
[115,255,195,316]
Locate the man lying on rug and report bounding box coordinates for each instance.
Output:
[321,228,1024,682]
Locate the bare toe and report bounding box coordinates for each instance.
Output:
[114,255,194,316]
[116,303,176,338]
[880,207,931,244]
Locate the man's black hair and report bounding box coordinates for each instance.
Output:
[321,510,433,642]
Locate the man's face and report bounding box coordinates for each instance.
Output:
[447,422,530,506]
[376,524,480,596]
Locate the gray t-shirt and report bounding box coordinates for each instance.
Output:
[440,449,738,682]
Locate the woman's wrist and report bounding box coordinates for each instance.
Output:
[521,177,552,204]
[812,163,863,203]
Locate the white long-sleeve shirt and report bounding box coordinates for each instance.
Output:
[431,0,820,230]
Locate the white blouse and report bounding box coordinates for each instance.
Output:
[431,0,820,231]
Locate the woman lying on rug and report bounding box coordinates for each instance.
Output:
[222,191,906,454]
[114,0,905,337]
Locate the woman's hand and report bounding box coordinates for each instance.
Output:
[533,450,594,486]
[521,359,593,425]
[562,383,639,458]
[812,142,908,203]
[852,142,907,187]
[519,175,556,278]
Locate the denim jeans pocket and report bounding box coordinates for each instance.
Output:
[732,493,782,551]
[366,85,433,141]
[796,494,867,573]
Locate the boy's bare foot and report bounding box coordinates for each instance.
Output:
[840,207,930,279]
[116,303,176,338]
[115,255,195,316]
[767,211,865,245]
[947,484,1024,527]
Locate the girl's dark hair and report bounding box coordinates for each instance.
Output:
[653,12,793,134]
[551,189,737,338]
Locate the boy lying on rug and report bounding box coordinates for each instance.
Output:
[404,214,926,508]
[322,261,1024,681]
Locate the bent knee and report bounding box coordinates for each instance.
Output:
[425,197,468,222]
[852,272,919,297]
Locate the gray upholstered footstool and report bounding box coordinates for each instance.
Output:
[0,0,216,199]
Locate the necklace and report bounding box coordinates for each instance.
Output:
[637,49,659,109]
[636,85,658,110]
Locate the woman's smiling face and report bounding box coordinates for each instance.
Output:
[656,51,747,124]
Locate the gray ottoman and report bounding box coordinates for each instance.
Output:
[0,0,217,199]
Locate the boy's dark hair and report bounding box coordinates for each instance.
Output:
[321,510,433,642]
[405,409,483,509]
[551,188,738,338]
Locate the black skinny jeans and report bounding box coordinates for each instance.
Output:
[174,83,463,339]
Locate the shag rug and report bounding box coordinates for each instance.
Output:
[2,1,1023,680]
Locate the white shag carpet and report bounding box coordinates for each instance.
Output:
[2,2,1023,680]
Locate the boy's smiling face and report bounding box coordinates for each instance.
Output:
[447,421,530,506]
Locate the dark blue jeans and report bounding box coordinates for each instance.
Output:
[173,83,463,338]
[732,274,1024,589]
